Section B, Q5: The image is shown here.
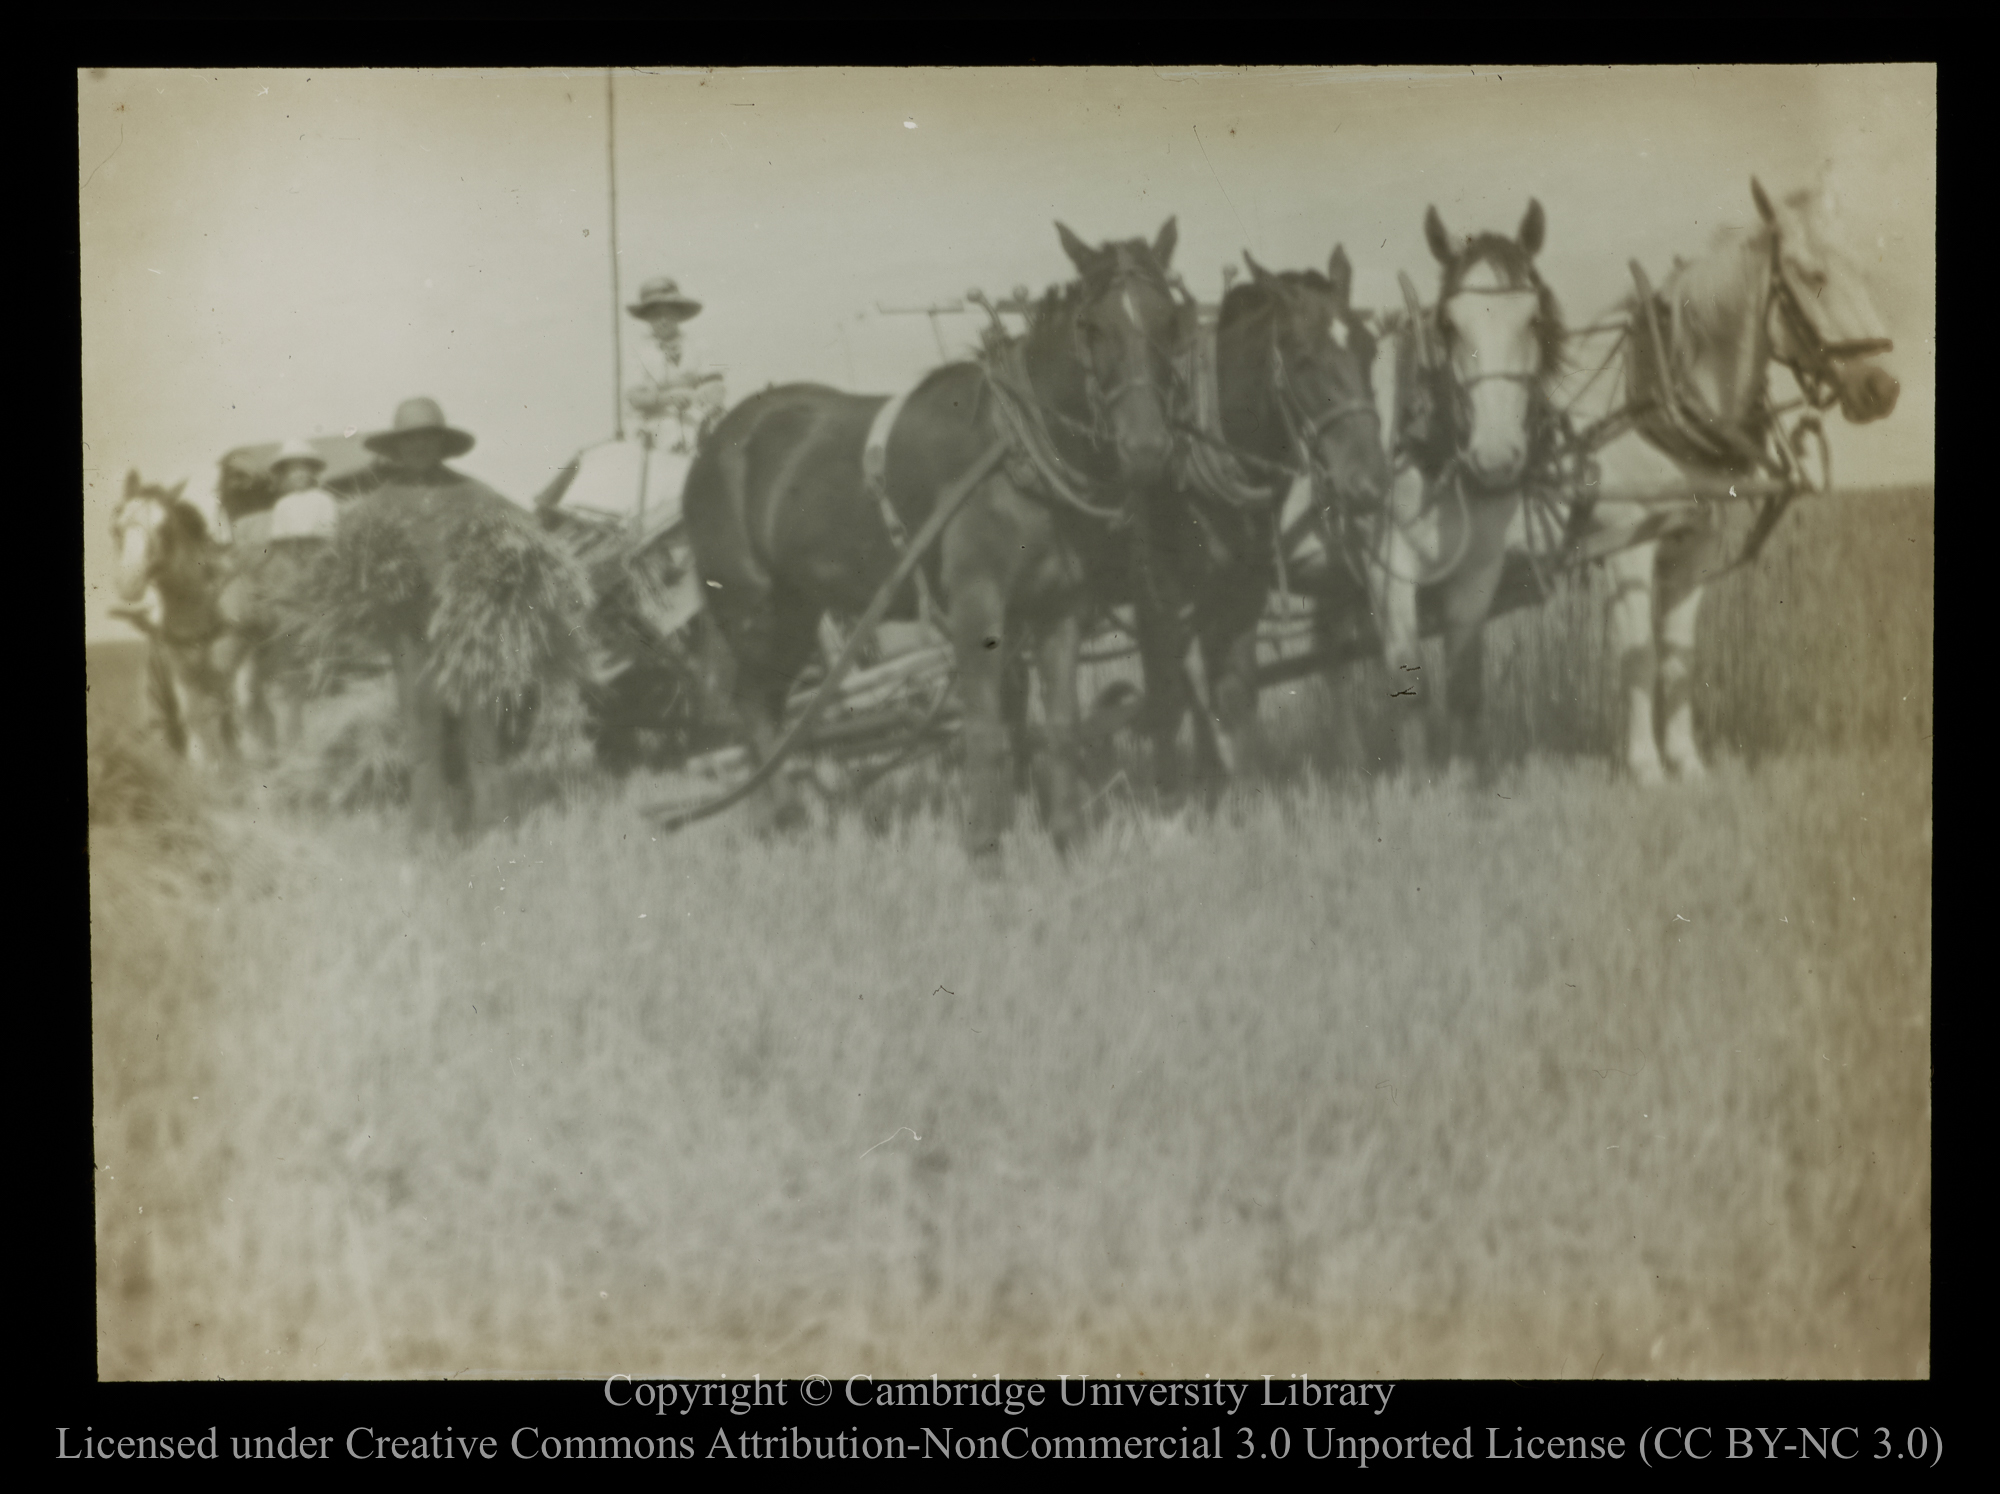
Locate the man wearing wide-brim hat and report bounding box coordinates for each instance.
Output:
[325,396,589,838]
[625,277,727,450]
[348,394,554,577]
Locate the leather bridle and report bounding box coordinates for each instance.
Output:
[1072,265,1195,440]
[1763,233,1893,413]
[1417,283,1558,486]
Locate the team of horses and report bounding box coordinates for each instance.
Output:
[113,177,1900,857]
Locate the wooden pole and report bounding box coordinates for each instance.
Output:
[607,69,625,441]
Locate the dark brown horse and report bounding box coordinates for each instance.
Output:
[1136,245,1392,790]
[682,219,1188,860]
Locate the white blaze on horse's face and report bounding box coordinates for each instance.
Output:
[113,497,162,604]
[1079,269,1179,484]
[1441,258,1541,487]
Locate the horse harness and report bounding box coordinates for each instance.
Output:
[1762,228,1893,412]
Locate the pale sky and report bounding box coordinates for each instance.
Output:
[80,65,1934,641]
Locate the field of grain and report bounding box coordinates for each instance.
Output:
[88,486,1932,1379]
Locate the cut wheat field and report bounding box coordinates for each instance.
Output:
[88,486,1932,1380]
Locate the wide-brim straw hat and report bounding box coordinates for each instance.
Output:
[364,396,476,458]
[271,437,328,473]
[626,276,703,321]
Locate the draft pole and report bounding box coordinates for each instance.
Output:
[607,67,626,442]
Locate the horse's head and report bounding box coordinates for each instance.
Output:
[1054,217,1188,486]
[111,469,198,603]
[1421,200,1565,490]
[1752,175,1900,424]
[1238,244,1391,512]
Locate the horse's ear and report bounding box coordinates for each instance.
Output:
[1326,245,1353,308]
[1152,216,1178,269]
[168,479,188,502]
[124,470,140,498]
[1424,206,1454,266]
[1751,176,1778,227]
[1518,199,1545,258]
[1056,221,1102,277]
[1243,250,1276,288]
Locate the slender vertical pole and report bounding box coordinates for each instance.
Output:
[607,68,625,441]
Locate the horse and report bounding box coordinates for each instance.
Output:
[1581,174,1901,784]
[109,471,242,767]
[1362,200,1567,775]
[682,218,1189,861]
[1137,244,1392,790]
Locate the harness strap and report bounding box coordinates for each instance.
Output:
[981,341,1127,523]
[860,383,943,629]
[1178,312,1291,511]
[1629,258,1771,473]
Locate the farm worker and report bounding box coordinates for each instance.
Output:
[357,397,542,567]
[349,396,581,836]
[625,276,727,453]
[266,438,343,541]
[215,439,342,754]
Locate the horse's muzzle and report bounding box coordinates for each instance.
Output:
[114,528,153,604]
[1839,362,1901,424]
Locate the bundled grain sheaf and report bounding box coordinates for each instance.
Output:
[307,486,593,713]
[308,498,433,651]
[427,516,592,714]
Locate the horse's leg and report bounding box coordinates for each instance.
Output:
[1368,534,1430,777]
[1031,610,1084,854]
[713,590,813,835]
[392,637,448,835]
[1438,501,1515,776]
[179,642,239,773]
[730,591,819,836]
[950,573,1014,865]
[1001,647,1034,793]
[1200,559,1269,782]
[1129,499,1192,802]
[145,640,187,756]
[1605,535,1665,787]
[278,666,306,752]
[1651,510,1723,783]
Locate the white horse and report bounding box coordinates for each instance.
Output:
[109,471,242,767]
[1577,175,1900,784]
[1363,200,1566,774]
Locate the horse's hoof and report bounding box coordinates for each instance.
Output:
[1047,820,1083,859]
[1668,755,1709,785]
[1629,759,1667,789]
[967,842,1005,878]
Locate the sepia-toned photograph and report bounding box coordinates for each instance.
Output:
[83,64,1932,1380]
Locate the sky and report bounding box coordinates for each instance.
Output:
[79,64,1934,641]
